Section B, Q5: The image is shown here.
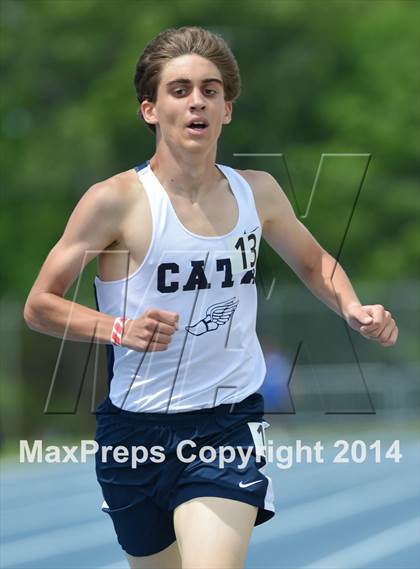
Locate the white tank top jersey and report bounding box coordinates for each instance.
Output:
[94,160,267,413]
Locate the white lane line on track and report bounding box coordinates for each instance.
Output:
[0,519,112,567]
[302,516,420,569]
[2,473,94,505]
[2,490,101,538]
[102,561,130,569]
[251,470,418,544]
[2,471,417,566]
[72,517,420,569]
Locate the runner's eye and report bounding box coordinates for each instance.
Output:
[173,88,187,97]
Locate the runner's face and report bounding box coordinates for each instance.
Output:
[142,54,232,150]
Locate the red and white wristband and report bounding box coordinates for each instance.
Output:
[110,316,129,346]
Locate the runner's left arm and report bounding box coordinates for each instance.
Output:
[251,170,398,347]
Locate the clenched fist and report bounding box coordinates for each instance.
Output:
[345,302,398,347]
[122,309,179,352]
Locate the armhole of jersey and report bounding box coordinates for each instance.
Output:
[132,164,157,278]
[229,167,265,230]
[94,164,156,286]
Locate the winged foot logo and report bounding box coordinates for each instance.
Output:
[185,297,239,336]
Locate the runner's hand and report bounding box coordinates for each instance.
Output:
[122,309,179,351]
[345,303,398,347]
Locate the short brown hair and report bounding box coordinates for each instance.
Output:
[134,26,241,132]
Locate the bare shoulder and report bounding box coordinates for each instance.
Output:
[81,167,144,212]
[236,168,279,190]
[60,167,146,249]
[234,168,289,225]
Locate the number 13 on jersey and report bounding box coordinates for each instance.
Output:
[228,227,262,274]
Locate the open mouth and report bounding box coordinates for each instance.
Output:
[186,120,209,131]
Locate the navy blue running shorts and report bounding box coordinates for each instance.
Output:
[94,392,275,557]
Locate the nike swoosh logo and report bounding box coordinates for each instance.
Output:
[239,479,263,488]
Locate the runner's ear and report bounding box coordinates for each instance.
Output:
[222,101,233,125]
[140,100,158,126]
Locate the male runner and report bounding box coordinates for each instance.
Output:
[24,26,398,569]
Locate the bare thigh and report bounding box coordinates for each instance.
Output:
[126,541,182,569]
[174,497,258,569]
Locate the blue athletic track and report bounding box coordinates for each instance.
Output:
[1,419,419,569]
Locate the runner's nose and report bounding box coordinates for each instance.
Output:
[189,88,206,111]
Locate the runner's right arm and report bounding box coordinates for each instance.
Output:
[23,179,178,351]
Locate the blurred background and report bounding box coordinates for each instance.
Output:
[1,1,419,568]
